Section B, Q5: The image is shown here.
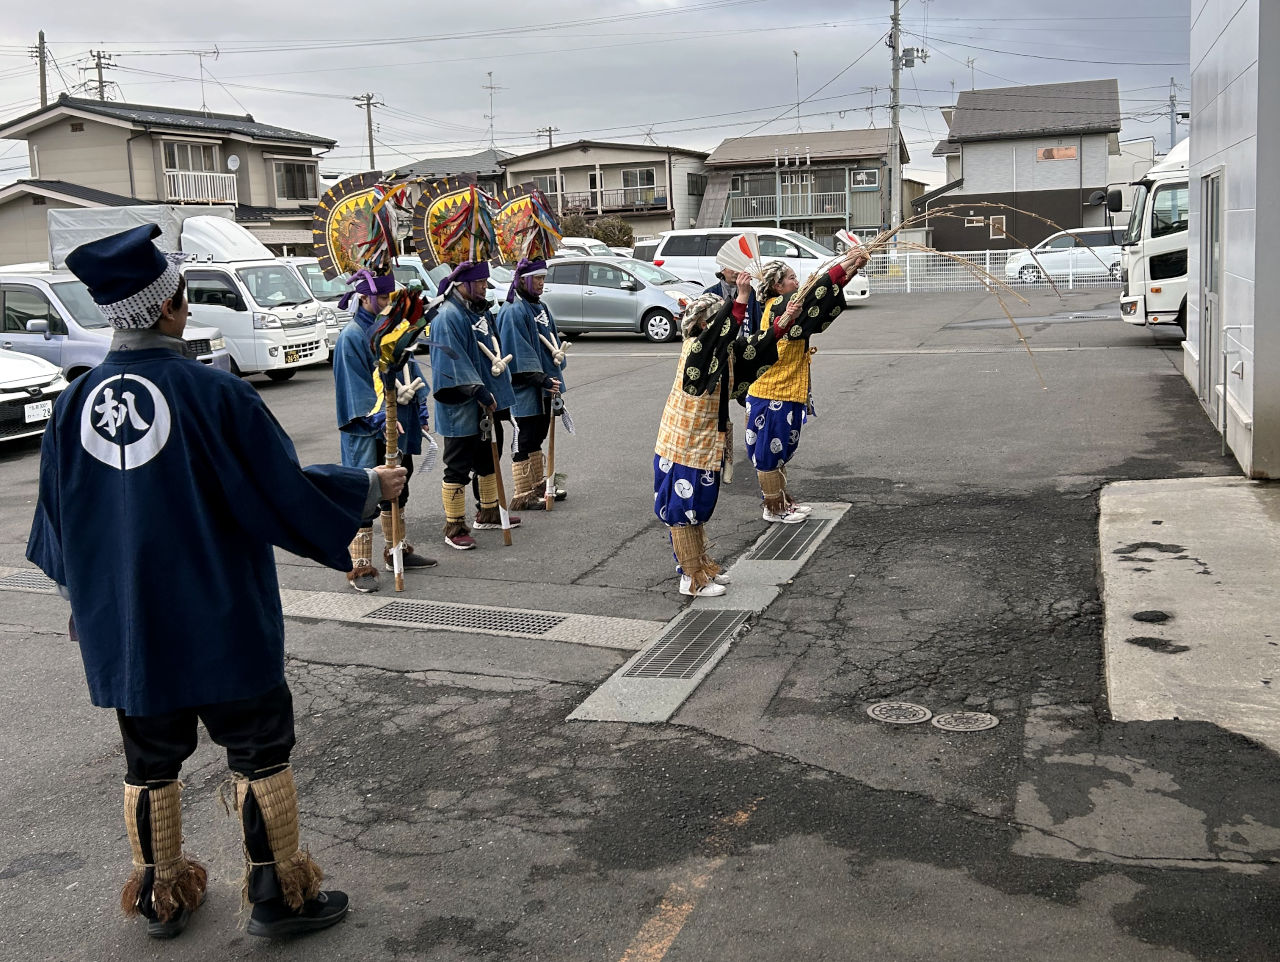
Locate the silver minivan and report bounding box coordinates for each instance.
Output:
[0,269,231,379]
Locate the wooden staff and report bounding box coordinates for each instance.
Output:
[383,377,405,591]
[483,409,514,546]
[544,396,557,512]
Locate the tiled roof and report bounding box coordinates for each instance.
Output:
[945,80,1121,143]
[706,128,908,167]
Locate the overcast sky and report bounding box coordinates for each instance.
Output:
[0,0,1190,187]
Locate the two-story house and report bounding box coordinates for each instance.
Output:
[0,94,335,263]
[387,147,513,198]
[498,140,709,241]
[695,129,910,251]
[916,79,1122,251]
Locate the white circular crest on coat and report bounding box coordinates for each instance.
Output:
[754,414,766,428]
[768,400,784,411]
[658,457,673,473]
[744,429,757,445]
[769,438,784,454]
[673,478,695,499]
[79,374,171,471]
[685,508,698,521]
[699,470,717,486]
[786,411,794,425]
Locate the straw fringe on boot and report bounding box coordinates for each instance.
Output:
[508,459,544,511]
[757,469,787,514]
[670,525,716,592]
[234,769,323,911]
[122,782,207,923]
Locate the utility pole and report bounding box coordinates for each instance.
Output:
[36,31,47,107]
[482,72,505,149]
[889,0,902,229]
[966,57,976,90]
[90,49,113,101]
[536,125,559,150]
[353,93,383,169]
[1168,76,1178,151]
[793,50,801,132]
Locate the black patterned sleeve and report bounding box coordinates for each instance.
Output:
[787,265,848,341]
[680,299,740,396]
[728,327,781,402]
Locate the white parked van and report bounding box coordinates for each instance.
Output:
[651,228,869,304]
[1110,138,1190,329]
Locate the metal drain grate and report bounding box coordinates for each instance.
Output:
[364,601,566,635]
[624,609,751,679]
[751,518,834,562]
[0,570,56,592]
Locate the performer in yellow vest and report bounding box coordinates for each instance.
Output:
[745,248,869,522]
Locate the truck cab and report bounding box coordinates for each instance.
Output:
[180,217,332,380]
[1110,138,1190,329]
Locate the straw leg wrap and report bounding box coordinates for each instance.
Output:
[508,458,542,510]
[757,468,787,513]
[778,463,797,508]
[121,782,207,922]
[442,482,468,538]
[530,450,547,499]
[475,473,501,525]
[381,509,415,553]
[669,525,717,592]
[348,527,373,568]
[233,767,323,911]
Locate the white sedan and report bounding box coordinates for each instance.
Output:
[0,350,67,442]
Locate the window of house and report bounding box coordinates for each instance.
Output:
[274,162,318,201]
[164,141,218,172]
[965,216,984,227]
[687,172,708,196]
[31,196,46,206]
[532,174,563,196]
[729,175,742,193]
[812,168,844,193]
[622,167,656,204]
[850,168,879,188]
[740,171,774,196]
[989,215,1006,239]
[69,122,84,133]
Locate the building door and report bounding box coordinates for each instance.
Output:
[1198,170,1223,419]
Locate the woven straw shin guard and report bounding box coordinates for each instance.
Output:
[757,469,787,513]
[234,768,323,910]
[121,782,207,922]
[508,459,539,510]
[348,527,374,568]
[530,451,547,498]
[442,482,468,538]
[670,525,714,591]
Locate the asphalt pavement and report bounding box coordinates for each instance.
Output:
[0,287,1275,962]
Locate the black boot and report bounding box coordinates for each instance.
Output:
[246,890,349,938]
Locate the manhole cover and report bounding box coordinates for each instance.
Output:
[931,711,999,732]
[866,702,932,724]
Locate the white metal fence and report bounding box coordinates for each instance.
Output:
[861,248,1121,294]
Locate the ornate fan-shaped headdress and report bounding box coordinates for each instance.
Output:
[311,172,415,280]
[410,175,500,270]
[494,183,562,264]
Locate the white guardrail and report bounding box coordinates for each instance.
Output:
[861,248,1121,295]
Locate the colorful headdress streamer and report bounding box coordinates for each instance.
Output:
[494,183,563,264]
[411,176,500,270]
[312,173,415,280]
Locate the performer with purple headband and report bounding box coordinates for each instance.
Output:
[334,269,437,591]
[495,257,566,511]
[430,260,520,549]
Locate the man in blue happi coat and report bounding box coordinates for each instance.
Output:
[26,225,407,941]
[430,261,520,550]
[333,269,437,591]
[495,257,566,511]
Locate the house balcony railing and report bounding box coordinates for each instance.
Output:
[729,191,850,221]
[165,170,238,205]
[548,186,669,212]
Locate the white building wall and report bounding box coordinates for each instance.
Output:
[669,153,707,230]
[0,197,78,266]
[960,134,1110,194]
[1186,0,1270,475]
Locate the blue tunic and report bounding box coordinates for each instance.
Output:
[334,304,429,466]
[495,294,568,418]
[26,347,370,716]
[430,292,516,437]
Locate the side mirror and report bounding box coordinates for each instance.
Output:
[621,279,639,291]
[1106,188,1124,213]
[26,319,50,339]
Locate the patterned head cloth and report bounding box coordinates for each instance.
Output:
[758,259,793,298]
[65,224,185,330]
[680,292,723,338]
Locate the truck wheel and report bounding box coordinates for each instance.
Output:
[266,370,296,382]
[1019,265,1042,284]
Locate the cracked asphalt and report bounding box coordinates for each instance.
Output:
[1,290,1277,961]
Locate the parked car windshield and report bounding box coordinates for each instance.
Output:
[51,280,110,329]
[578,240,614,257]
[622,260,683,285]
[293,262,348,302]
[236,265,313,308]
[783,231,835,258]
[1123,184,1149,246]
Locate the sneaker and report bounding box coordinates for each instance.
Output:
[786,502,813,516]
[713,572,732,585]
[762,506,807,524]
[384,546,438,570]
[679,575,727,597]
[246,890,349,938]
[445,532,477,550]
[346,564,380,592]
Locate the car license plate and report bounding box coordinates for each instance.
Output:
[284,349,301,364]
[24,400,53,423]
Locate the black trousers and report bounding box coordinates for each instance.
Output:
[512,398,551,463]
[443,419,503,487]
[370,437,413,520]
[117,683,296,786]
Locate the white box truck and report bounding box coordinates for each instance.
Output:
[1109,138,1190,330]
[47,207,332,380]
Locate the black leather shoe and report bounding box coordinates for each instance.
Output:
[385,546,438,570]
[147,907,193,940]
[246,890,349,938]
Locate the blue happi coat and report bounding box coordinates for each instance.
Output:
[430,292,516,437]
[334,304,429,465]
[26,346,370,715]
[495,292,568,418]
